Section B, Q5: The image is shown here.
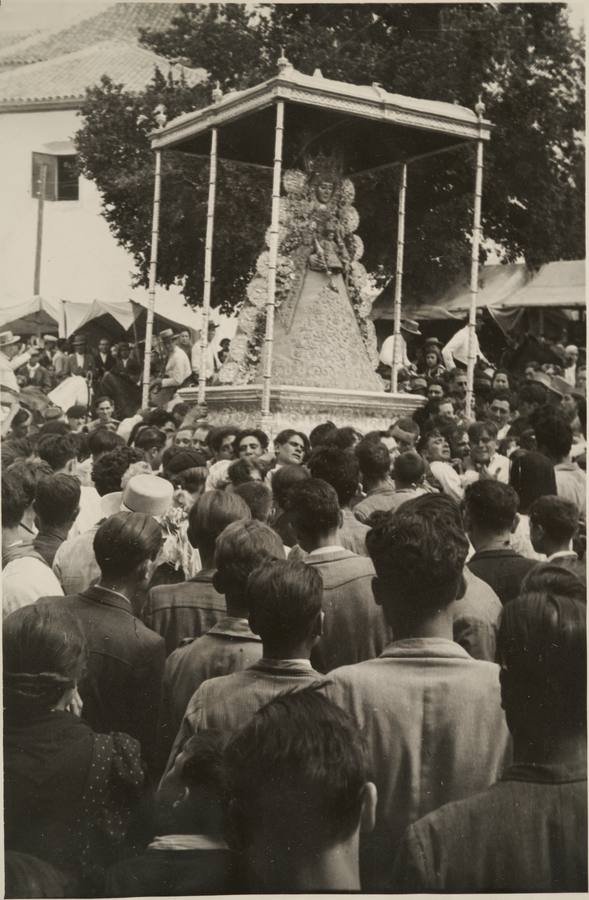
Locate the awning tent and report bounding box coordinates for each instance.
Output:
[0,291,206,340]
[371,259,585,321]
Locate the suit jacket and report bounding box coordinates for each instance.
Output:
[66,352,96,377]
[39,585,165,772]
[94,351,114,383]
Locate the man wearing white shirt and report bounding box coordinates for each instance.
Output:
[442,313,489,371]
[156,330,191,405]
[563,345,578,386]
[462,421,510,485]
[379,319,421,370]
[191,322,220,381]
[420,430,464,503]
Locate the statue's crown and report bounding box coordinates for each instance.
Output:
[304,149,344,182]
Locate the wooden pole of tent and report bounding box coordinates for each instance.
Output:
[141,150,162,408]
[391,163,408,393]
[33,164,47,296]
[465,133,485,419]
[260,100,285,428]
[197,127,218,407]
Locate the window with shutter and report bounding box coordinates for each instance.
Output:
[31,152,79,201]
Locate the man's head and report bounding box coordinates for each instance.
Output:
[236,429,269,461]
[174,426,193,449]
[207,425,238,461]
[392,451,425,489]
[117,341,130,360]
[93,511,163,586]
[308,446,360,509]
[468,420,498,462]
[274,429,307,466]
[565,344,579,367]
[92,447,146,497]
[224,685,375,887]
[87,427,125,463]
[287,478,341,553]
[497,588,586,743]
[529,495,579,555]
[133,426,166,470]
[98,338,110,355]
[66,405,87,432]
[437,397,456,423]
[355,440,391,487]
[158,731,226,837]
[94,396,114,423]
[559,389,579,423]
[389,417,420,453]
[488,390,516,430]
[446,425,470,460]
[37,434,79,475]
[233,482,273,523]
[449,370,468,399]
[516,383,547,421]
[366,499,468,632]
[426,380,445,401]
[192,422,212,453]
[34,474,80,532]
[246,559,323,655]
[419,429,451,463]
[463,480,519,543]
[187,489,251,561]
[530,408,573,463]
[271,463,310,512]
[491,369,511,392]
[214,519,284,606]
[309,421,338,449]
[2,471,28,532]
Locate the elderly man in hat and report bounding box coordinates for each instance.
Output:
[441,310,489,371]
[67,334,96,378]
[379,319,421,373]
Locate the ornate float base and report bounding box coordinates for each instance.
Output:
[178,384,425,437]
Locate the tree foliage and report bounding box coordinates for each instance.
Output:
[76,3,584,310]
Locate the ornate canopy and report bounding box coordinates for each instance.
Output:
[151,61,491,173]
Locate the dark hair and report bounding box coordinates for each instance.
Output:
[463,481,519,532]
[187,490,251,554]
[287,478,340,536]
[3,605,86,718]
[227,457,265,487]
[34,474,81,528]
[509,450,557,514]
[247,559,323,645]
[367,501,468,613]
[489,389,517,412]
[92,447,145,496]
[2,471,28,529]
[517,383,547,408]
[233,482,273,522]
[355,440,390,481]
[393,451,425,486]
[531,408,573,460]
[236,428,269,453]
[491,369,511,388]
[87,427,124,459]
[93,511,163,579]
[207,425,239,454]
[497,591,586,732]
[37,421,70,438]
[94,395,113,411]
[215,519,284,592]
[134,427,166,452]
[6,460,53,506]
[162,446,208,477]
[468,420,498,442]
[520,562,586,600]
[66,404,87,418]
[309,421,338,448]
[333,426,361,451]
[529,496,579,544]
[392,417,420,437]
[308,446,359,507]
[275,428,309,453]
[170,401,190,419]
[272,464,310,510]
[1,438,35,467]
[225,685,368,851]
[37,434,78,471]
[174,467,208,495]
[5,851,71,899]
[144,409,176,429]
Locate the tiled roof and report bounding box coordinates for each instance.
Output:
[0,40,205,105]
[0,29,44,53]
[0,2,181,68]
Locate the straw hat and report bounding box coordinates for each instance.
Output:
[400,319,421,337]
[121,474,173,517]
[0,331,20,348]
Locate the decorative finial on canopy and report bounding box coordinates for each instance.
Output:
[154,104,167,129]
[475,93,486,120]
[277,47,291,72]
[313,67,324,79]
[212,81,223,103]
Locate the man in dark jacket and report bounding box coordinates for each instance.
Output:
[40,512,166,774]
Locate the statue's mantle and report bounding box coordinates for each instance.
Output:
[179,384,425,437]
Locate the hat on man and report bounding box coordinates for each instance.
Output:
[159,328,175,341]
[0,331,20,348]
[72,334,86,346]
[530,371,553,392]
[551,375,574,396]
[565,344,578,356]
[165,448,208,477]
[42,406,64,421]
[121,474,173,517]
[410,376,428,393]
[400,319,421,337]
[423,336,442,347]
[43,334,58,343]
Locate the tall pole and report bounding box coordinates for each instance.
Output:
[33,163,47,295]
[141,150,162,408]
[390,162,407,393]
[197,127,218,406]
[465,135,485,418]
[260,100,285,427]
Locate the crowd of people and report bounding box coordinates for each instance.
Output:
[1,317,586,896]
